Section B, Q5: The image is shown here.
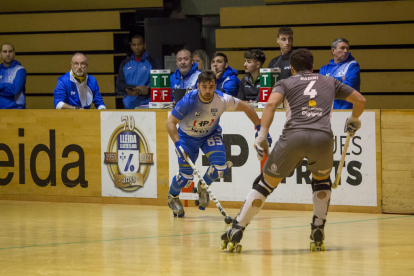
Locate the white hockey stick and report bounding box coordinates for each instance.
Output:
[333,133,351,189]
[186,158,232,223]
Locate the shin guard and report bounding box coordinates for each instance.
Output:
[236,174,275,228]
[311,177,332,226]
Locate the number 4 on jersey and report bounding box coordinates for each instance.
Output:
[304,81,317,99]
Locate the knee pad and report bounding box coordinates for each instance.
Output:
[206,161,232,180]
[176,172,194,189]
[311,177,332,193]
[252,173,275,197]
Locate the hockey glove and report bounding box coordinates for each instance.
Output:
[255,124,272,148]
[175,141,190,163]
[344,116,361,137]
[254,126,270,161]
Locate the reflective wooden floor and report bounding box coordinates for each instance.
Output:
[1,200,414,276]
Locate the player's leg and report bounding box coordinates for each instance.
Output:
[222,131,306,243]
[306,130,334,249]
[308,173,331,248]
[221,172,283,244]
[168,139,200,216]
[198,130,231,209]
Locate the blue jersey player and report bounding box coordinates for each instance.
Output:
[166,70,272,217]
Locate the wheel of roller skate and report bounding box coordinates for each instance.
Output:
[310,242,316,251]
[192,187,198,194]
[235,244,242,253]
[195,199,199,206]
[320,243,325,251]
[220,241,228,250]
[227,242,234,252]
[224,216,233,224]
[173,213,177,217]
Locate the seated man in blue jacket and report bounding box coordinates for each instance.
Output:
[0,43,27,109]
[211,53,240,97]
[319,38,361,109]
[53,53,106,110]
[116,35,160,109]
[170,49,201,101]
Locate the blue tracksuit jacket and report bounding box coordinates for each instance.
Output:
[116,52,159,109]
[0,60,26,109]
[216,66,240,97]
[53,71,105,109]
[319,53,360,109]
[170,62,201,101]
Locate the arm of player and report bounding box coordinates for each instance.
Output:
[166,113,190,162]
[344,90,366,136]
[253,92,284,159]
[345,90,366,119]
[260,92,284,129]
[166,113,181,143]
[234,100,261,127]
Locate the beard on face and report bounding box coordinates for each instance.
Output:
[202,92,212,101]
[74,69,85,76]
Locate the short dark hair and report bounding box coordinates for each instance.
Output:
[278,27,293,38]
[211,53,228,64]
[331,37,349,49]
[198,70,216,83]
[244,49,266,65]
[290,48,313,72]
[176,49,191,56]
[1,43,15,52]
[130,34,144,43]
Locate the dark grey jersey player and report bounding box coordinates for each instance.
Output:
[221,48,366,252]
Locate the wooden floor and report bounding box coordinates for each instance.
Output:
[1,200,413,275]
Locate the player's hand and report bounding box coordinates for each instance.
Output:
[344,116,361,137]
[255,124,272,147]
[254,135,269,161]
[174,141,190,163]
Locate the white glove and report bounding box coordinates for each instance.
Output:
[254,127,270,160]
[344,116,361,137]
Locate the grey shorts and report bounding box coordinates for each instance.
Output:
[264,129,334,178]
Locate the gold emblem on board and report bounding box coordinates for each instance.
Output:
[104,116,154,191]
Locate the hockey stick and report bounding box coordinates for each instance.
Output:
[332,133,351,189]
[186,157,233,224]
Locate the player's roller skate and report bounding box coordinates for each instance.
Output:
[197,180,210,210]
[220,221,244,253]
[168,192,185,217]
[310,223,325,251]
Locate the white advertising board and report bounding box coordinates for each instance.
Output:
[169,111,377,206]
[101,112,157,198]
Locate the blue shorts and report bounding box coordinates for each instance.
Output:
[178,128,226,166]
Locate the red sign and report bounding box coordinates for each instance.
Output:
[151,88,171,102]
[260,88,272,102]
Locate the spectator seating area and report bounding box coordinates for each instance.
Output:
[0,0,163,109]
[216,0,414,109]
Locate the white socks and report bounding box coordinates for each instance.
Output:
[236,189,266,228]
[313,190,331,226]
